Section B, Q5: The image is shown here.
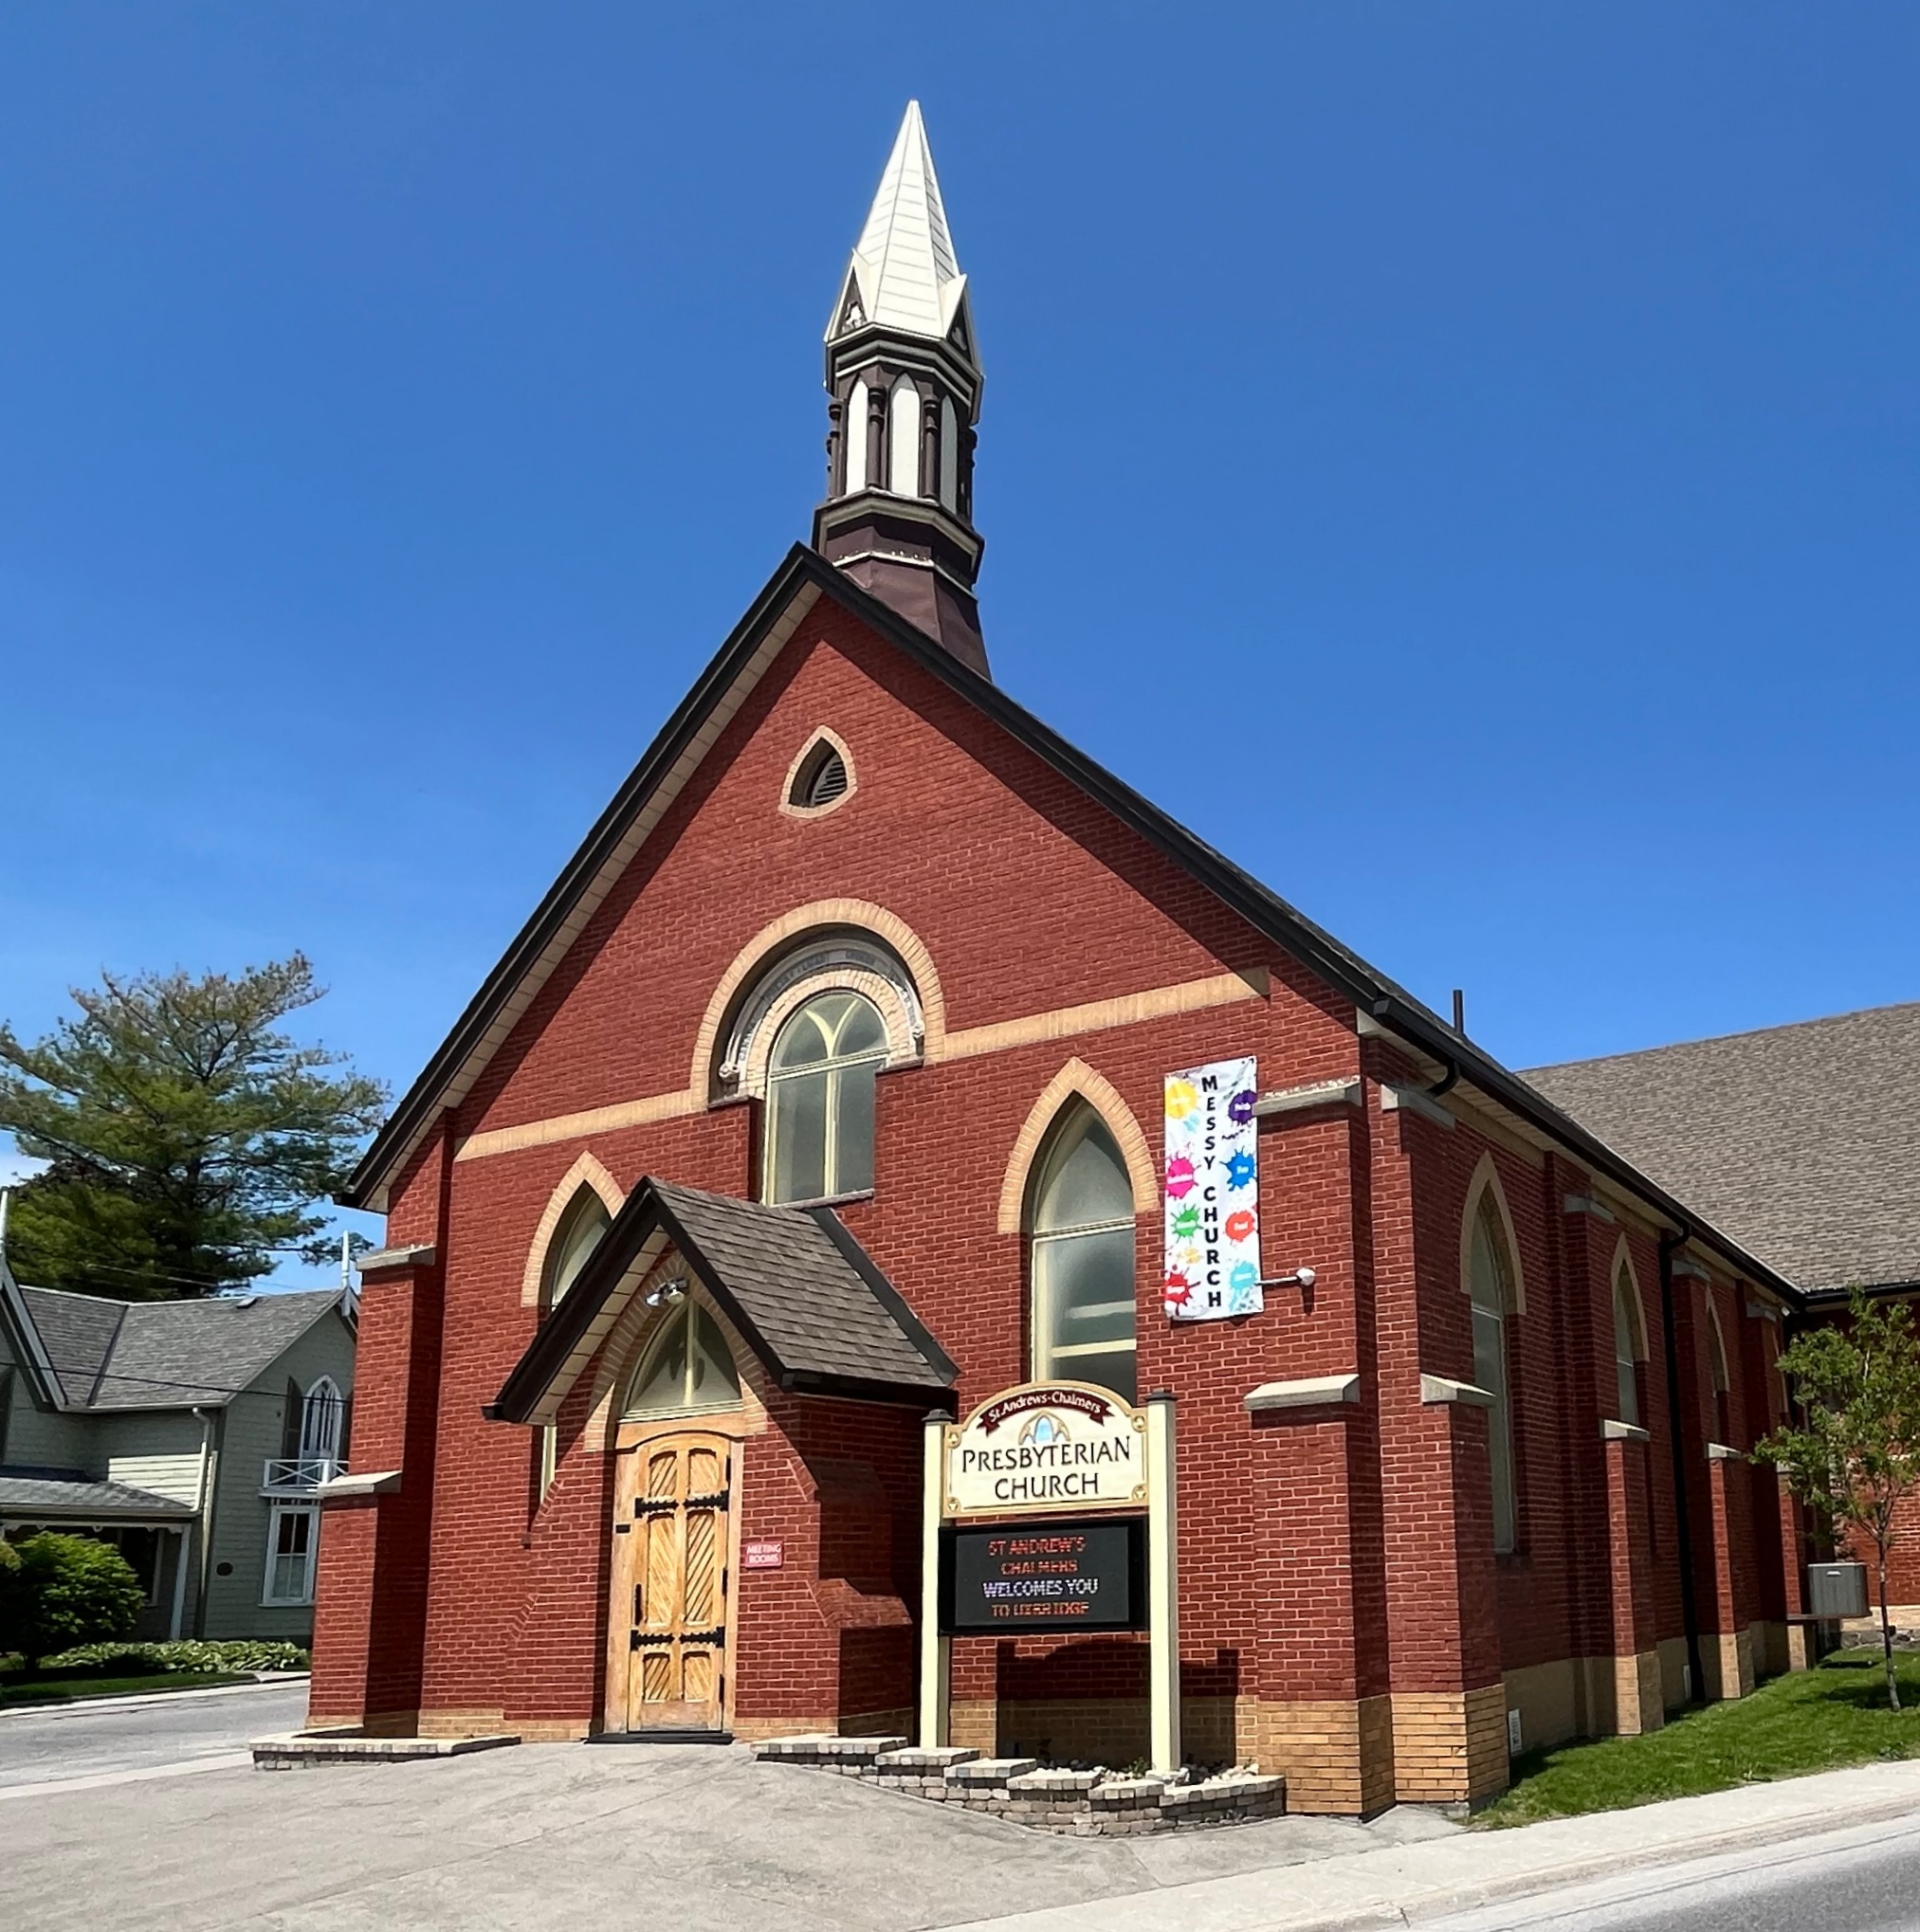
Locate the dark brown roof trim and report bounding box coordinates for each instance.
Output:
[486,1176,952,1425]
[353,546,1805,1307]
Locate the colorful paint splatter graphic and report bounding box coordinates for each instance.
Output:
[1162,1055,1261,1323]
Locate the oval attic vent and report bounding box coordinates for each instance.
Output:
[791,739,850,811]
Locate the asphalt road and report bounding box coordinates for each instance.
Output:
[1430,1812,1920,1932]
[0,1679,308,1793]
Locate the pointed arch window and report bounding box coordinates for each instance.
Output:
[1467,1194,1518,1555]
[938,395,960,510]
[300,1376,344,1466]
[764,991,887,1203]
[1613,1264,1646,1428]
[1028,1107,1138,1404]
[625,1301,741,1418]
[541,1190,613,1314]
[1707,1304,1733,1447]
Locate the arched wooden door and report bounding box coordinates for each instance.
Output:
[611,1433,733,1735]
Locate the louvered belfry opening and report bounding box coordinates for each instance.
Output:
[791,738,850,811]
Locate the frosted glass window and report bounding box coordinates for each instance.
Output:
[939,396,959,509]
[626,1303,741,1416]
[887,375,921,496]
[764,992,887,1203]
[1029,1109,1137,1403]
[1468,1198,1517,1555]
[844,377,869,493]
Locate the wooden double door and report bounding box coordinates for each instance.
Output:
[611,1433,733,1735]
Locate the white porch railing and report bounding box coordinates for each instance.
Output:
[261,1455,345,1495]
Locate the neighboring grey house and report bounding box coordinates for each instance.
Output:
[1526,1000,1920,1299]
[0,1259,355,1644]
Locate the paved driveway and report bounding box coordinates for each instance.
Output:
[0,1722,1454,1931]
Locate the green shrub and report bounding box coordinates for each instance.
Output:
[0,1534,145,1668]
[37,1639,310,1675]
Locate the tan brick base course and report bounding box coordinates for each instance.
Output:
[1390,1686,1509,1807]
[1614,1650,1664,1735]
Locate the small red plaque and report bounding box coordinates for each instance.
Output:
[743,1539,784,1570]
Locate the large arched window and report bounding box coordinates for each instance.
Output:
[625,1301,741,1417]
[1467,1194,1518,1555]
[1613,1262,1647,1427]
[541,1190,613,1313]
[301,1376,344,1465]
[764,990,887,1203]
[1028,1107,1138,1404]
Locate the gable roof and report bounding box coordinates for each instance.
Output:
[489,1176,957,1424]
[9,1285,349,1413]
[343,544,1804,1305]
[1527,1002,1920,1299]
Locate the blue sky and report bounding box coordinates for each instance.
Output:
[2,4,1915,1283]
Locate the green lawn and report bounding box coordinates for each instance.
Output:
[1478,1649,1920,1828]
[0,1669,251,1710]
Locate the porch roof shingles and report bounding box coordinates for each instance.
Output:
[0,1473,195,1521]
[490,1177,956,1424]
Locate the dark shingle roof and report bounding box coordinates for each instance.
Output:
[17,1286,347,1411]
[0,1474,195,1520]
[1525,1002,1920,1297]
[491,1177,956,1422]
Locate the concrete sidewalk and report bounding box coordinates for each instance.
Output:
[942,1759,1920,1932]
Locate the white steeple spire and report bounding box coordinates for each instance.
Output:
[831,101,974,356]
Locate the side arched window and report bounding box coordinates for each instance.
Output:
[625,1303,742,1417]
[887,374,921,496]
[1708,1305,1733,1448]
[1028,1107,1137,1404]
[1467,1194,1518,1555]
[1613,1265,1646,1427]
[764,991,887,1203]
[541,1191,612,1315]
[301,1376,344,1465]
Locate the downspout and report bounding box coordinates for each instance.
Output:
[191,1406,222,1640]
[1658,1225,1705,1704]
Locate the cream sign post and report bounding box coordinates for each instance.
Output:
[920,1382,1180,1775]
[942,1382,1147,1518]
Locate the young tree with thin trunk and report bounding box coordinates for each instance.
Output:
[0,957,385,1299]
[1754,1291,1920,1711]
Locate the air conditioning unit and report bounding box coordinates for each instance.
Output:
[1806,1561,1869,1619]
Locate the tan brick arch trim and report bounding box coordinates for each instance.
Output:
[996,1058,1159,1235]
[1461,1151,1527,1316]
[688,899,947,1100]
[521,1151,627,1308]
[1610,1233,1650,1361]
[778,726,857,820]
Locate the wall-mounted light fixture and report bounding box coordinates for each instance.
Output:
[645,1278,688,1308]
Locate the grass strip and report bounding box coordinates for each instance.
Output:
[1479,1649,1920,1827]
[0,1669,252,1710]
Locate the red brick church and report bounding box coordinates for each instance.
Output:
[312,104,1816,1814]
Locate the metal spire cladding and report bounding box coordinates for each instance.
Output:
[814,103,988,677]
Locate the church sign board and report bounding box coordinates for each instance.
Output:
[941,1518,1145,1635]
[942,1381,1148,1519]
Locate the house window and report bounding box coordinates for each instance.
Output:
[624,1302,741,1417]
[263,1504,318,1606]
[1613,1266,1645,1427]
[1028,1106,1138,1404]
[764,991,887,1203]
[1467,1194,1518,1555]
[301,1376,344,1467]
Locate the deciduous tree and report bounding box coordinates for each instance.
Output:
[1754,1291,1920,1710]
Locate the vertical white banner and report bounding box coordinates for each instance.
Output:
[1162,1057,1261,1323]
